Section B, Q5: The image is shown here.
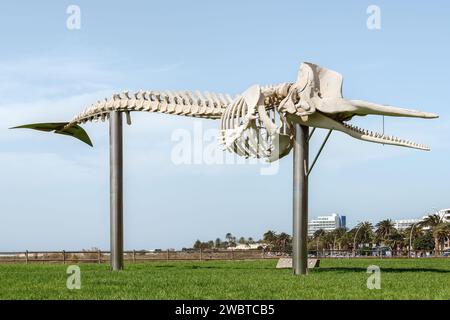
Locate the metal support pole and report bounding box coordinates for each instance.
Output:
[293,124,309,275]
[110,111,124,271]
[308,129,332,176]
[307,127,316,142]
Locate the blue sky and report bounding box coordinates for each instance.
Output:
[1,1,449,250]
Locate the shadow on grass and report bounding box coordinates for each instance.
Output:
[316,267,450,274]
[153,265,275,270]
[151,265,450,273]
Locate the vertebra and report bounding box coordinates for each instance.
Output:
[12,62,437,158]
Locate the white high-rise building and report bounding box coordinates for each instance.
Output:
[393,208,450,231]
[393,218,422,231]
[308,213,346,237]
[438,209,450,222]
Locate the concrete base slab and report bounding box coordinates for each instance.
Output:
[276,258,320,269]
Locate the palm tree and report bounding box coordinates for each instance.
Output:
[312,229,326,254]
[263,230,277,248]
[337,231,353,251]
[386,230,403,253]
[322,232,335,251]
[403,224,423,256]
[193,240,202,249]
[404,224,423,241]
[413,230,435,252]
[330,227,347,251]
[432,223,450,253]
[419,214,445,255]
[278,232,291,252]
[375,219,396,245]
[238,236,247,244]
[352,222,374,255]
[225,233,236,247]
[313,229,326,239]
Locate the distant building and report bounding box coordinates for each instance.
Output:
[393,218,422,231]
[339,216,346,230]
[308,213,346,237]
[228,243,266,250]
[437,209,450,250]
[438,208,450,222]
[394,208,450,231]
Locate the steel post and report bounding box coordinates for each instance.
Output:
[109,111,124,271]
[293,124,309,275]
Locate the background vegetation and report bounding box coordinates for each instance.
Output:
[192,214,450,256]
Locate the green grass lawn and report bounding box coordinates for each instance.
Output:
[0,259,449,299]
